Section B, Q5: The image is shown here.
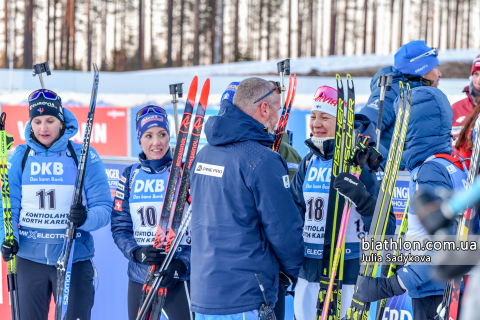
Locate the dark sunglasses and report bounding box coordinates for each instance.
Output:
[410,48,438,62]
[253,81,281,104]
[136,105,167,122]
[28,89,61,103]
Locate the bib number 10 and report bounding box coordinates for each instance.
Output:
[137,206,158,227]
[306,197,324,222]
[36,189,56,210]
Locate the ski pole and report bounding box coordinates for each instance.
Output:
[375,75,393,149]
[277,58,290,113]
[55,64,99,320]
[0,112,20,320]
[32,61,51,89]
[136,207,193,320]
[169,83,183,138]
[274,74,296,152]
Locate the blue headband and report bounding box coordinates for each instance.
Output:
[136,113,170,142]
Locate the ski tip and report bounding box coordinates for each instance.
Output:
[199,78,210,109]
[289,74,297,104]
[336,74,343,90]
[187,76,199,107]
[347,74,354,90]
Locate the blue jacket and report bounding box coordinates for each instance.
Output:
[110,150,190,284]
[290,114,397,283]
[188,100,304,315]
[396,86,470,298]
[1,108,111,265]
[359,66,426,156]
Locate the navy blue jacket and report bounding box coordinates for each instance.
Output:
[359,66,426,156]
[189,100,304,315]
[290,114,397,283]
[1,108,111,265]
[110,150,190,284]
[396,87,475,298]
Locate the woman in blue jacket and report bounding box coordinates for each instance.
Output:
[352,87,475,320]
[110,105,192,320]
[0,89,112,320]
[290,86,396,320]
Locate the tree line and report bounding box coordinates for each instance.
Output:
[2,0,478,72]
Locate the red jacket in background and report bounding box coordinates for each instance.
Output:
[452,86,475,138]
[452,86,476,170]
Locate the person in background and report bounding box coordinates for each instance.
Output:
[453,54,480,168]
[359,40,442,157]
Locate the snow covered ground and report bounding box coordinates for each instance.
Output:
[0,49,475,108]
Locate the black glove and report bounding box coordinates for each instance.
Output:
[412,190,452,234]
[2,239,19,262]
[159,259,187,288]
[68,203,87,227]
[133,246,167,265]
[352,274,406,303]
[279,271,297,289]
[334,173,375,216]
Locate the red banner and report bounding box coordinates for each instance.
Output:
[2,105,128,157]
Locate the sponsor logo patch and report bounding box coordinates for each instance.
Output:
[114,199,122,211]
[446,164,457,174]
[283,175,290,188]
[120,175,127,183]
[117,183,125,191]
[116,191,124,199]
[195,162,224,178]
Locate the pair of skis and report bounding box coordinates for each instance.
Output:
[55,64,100,320]
[345,82,412,320]
[0,113,20,320]
[136,76,210,320]
[273,74,297,152]
[375,199,409,320]
[436,105,480,320]
[315,74,355,320]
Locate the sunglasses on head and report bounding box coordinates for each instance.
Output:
[136,105,167,122]
[253,81,282,104]
[410,47,438,62]
[28,89,61,103]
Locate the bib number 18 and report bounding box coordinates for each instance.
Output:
[306,197,324,222]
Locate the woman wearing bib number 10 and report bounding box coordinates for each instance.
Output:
[110,105,192,320]
[0,89,112,320]
[289,86,396,320]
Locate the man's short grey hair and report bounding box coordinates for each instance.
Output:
[233,77,278,116]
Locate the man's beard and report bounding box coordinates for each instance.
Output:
[266,119,277,134]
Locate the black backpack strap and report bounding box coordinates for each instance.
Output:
[22,146,32,172]
[67,140,79,167]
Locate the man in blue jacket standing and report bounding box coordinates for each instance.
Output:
[360,40,442,154]
[189,77,304,320]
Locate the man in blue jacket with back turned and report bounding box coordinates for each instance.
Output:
[189,77,304,320]
[360,40,442,156]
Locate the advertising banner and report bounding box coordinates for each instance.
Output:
[2,105,129,157]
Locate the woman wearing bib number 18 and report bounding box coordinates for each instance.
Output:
[0,89,112,320]
[110,105,192,320]
[289,86,396,320]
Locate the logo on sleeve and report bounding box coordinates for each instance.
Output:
[283,175,290,188]
[115,191,124,199]
[117,183,125,191]
[446,165,457,174]
[195,162,224,178]
[114,199,122,211]
[120,175,127,183]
